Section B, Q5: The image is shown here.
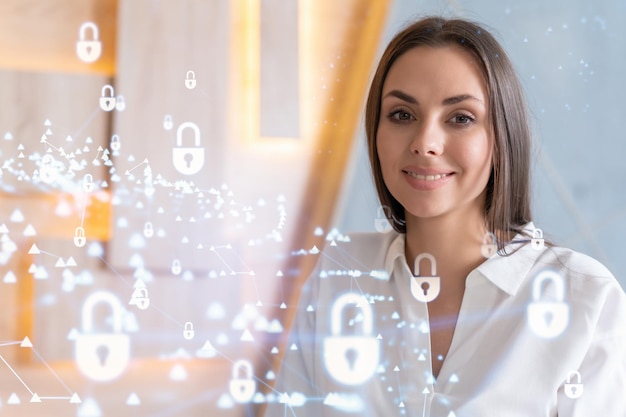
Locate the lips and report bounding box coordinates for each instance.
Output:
[401,167,455,190]
[404,171,453,181]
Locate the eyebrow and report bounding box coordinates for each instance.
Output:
[383,89,483,106]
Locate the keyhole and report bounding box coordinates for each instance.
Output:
[421,282,430,296]
[96,345,109,366]
[345,348,358,370]
[543,311,554,326]
[570,386,577,395]
[184,152,194,168]
[86,46,92,54]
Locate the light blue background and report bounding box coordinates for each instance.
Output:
[338,0,626,288]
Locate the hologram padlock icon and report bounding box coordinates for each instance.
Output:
[74,226,86,247]
[323,292,380,385]
[83,173,94,192]
[531,227,545,250]
[75,291,130,382]
[185,71,197,89]
[143,221,154,238]
[76,22,102,63]
[172,122,204,175]
[229,359,256,403]
[99,85,116,112]
[110,134,121,152]
[527,270,569,338]
[183,322,195,340]
[115,95,126,112]
[129,287,150,310]
[564,370,583,399]
[374,205,393,233]
[171,259,182,275]
[163,114,174,130]
[39,154,56,183]
[411,253,440,302]
[481,232,497,258]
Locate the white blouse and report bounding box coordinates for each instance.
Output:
[267,225,626,416]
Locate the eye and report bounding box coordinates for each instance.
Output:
[387,109,415,123]
[449,112,476,126]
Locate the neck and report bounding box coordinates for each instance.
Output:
[404,205,488,282]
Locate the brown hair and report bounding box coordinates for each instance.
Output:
[366,16,532,250]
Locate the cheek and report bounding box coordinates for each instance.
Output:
[458,137,493,178]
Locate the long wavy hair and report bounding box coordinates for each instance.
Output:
[366,17,532,250]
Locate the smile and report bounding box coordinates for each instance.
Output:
[403,171,453,181]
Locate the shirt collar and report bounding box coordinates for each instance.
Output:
[383,223,539,296]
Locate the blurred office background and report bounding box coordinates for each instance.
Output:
[0,0,623,416]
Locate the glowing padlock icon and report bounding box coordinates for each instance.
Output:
[481,231,497,258]
[129,287,150,310]
[76,22,102,63]
[374,205,393,233]
[39,154,56,183]
[183,322,195,340]
[74,226,86,247]
[323,292,380,385]
[531,227,544,250]
[172,122,204,175]
[185,70,197,89]
[527,270,569,338]
[143,221,154,238]
[99,85,116,112]
[411,253,440,302]
[163,114,174,130]
[83,174,95,192]
[564,370,583,399]
[171,259,182,275]
[75,291,130,382]
[115,95,126,112]
[229,359,256,403]
[110,134,121,152]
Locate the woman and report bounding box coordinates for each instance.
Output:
[267,16,626,416]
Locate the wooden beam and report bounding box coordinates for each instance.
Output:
[260,0,391,401]
[0,0,118,75]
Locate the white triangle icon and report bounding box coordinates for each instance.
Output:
[20,336,33,348]
[8,392,20,404]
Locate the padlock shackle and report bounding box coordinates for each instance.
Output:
[79,21,99,40]
[134,287,148,298]
[81,291,124,333]
[414,252,436,277]
[75,226,85,236]
[184,321,193,330]
[532,227,543,239]
[186,70,196,79]
[330,292,373,336]
[483,231,497,246]
[176,122,201,147]
[101,84,114,97]
[377,205,391,218]
[232,359,253,379]
[532,270,565,301]
[566,370,581,384]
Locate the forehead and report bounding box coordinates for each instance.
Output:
[383,45,488,102]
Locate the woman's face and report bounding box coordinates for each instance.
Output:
[376,45,493,222]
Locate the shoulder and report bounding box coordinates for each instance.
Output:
[529,245,626,326]
[534,245,620,295]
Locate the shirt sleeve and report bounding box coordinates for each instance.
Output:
[558,278,626,416]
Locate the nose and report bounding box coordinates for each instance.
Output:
[409,119,443,156]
